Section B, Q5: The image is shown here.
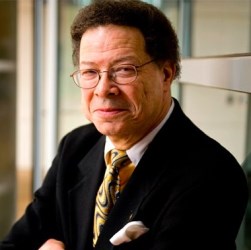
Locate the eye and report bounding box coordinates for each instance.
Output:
[113,65,136,78]
[79,69,98,80]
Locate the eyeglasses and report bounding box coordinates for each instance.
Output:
[70,59,155,89]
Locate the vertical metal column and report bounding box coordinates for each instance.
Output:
[33,0,59,190]
[178,0,192,58]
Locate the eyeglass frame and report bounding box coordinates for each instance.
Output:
[70,59,155,89]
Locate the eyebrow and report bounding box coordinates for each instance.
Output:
[79,56,139,67]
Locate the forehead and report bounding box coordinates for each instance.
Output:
[79,25,147,63]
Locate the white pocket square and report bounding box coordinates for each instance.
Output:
[110,221,149,246]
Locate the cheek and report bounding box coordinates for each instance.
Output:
[81,90,92,118]
[129,86,150,117]
[141,82,158,102]
[140,79,165,110]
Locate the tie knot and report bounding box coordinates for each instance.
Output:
[108,149,129,169]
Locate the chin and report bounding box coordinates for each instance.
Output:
[97,125,123,137]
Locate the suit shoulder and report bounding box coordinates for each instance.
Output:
[57,123,103,157]
[63,123,101,142]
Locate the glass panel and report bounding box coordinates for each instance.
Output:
[191,0,251,57]
[182,85,248,165]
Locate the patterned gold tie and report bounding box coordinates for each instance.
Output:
[93,149,135,246]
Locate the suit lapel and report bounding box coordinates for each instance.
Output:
[68,136,106,250]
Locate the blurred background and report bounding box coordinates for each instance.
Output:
[0,0,250,249]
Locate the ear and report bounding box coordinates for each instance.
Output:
[163,61,176,83]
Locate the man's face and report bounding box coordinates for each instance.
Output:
[79,24,174,148]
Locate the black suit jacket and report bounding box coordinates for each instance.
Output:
[0,98,248,250]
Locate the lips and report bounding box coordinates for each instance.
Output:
[93,107,127,118]
[97,107,124,112]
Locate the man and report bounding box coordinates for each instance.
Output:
[0,0,248,250]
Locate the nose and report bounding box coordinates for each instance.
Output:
[94,70,119,97]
